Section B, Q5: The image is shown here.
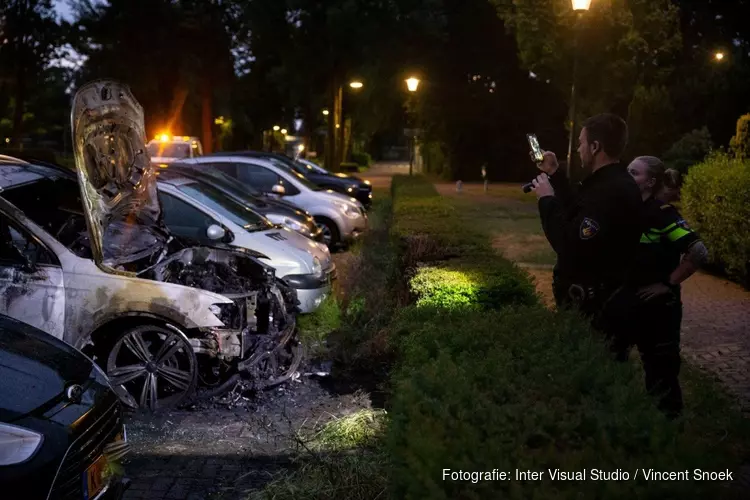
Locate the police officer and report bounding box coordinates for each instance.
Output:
[605,157,707,417]
[531,113,643,319]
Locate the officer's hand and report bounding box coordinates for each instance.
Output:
[531,173,554,199]
[637,283,672,302]
[536,151,559,175]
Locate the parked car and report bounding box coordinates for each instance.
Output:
[0,81,300,411]
[0,314,130,499]
[159,163,323,241]
[179,155,368,247]
[156,174,335,313]
[147,135,203,164]
[222,152,373,208]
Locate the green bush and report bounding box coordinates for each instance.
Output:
[350,151,373,168]
[409,259,536,311]
[681,152,750,282]
[729,113,750,159]
[388,307,746,500]
[663,127,713,173]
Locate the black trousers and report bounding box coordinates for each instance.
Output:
[602,285,684,417]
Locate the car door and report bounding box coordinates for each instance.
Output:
[158,191,221,243]
[0,213,66,338]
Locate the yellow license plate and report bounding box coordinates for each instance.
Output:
[84,454,108,499]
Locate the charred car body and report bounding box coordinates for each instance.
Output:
[0,81,301,411]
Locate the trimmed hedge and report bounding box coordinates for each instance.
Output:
[682,153,750,283]
[386,175,749,499]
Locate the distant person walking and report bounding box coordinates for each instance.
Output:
[604,157,707,417]
[530,113,643,320]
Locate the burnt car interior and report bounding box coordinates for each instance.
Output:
[1,174,95,260]
[3,173,98,259]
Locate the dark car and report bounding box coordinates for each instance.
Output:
[0,314,130,500]
[161,162,323,241]
[207,152,373,208]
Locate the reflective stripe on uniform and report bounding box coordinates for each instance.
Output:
[666,226,692,242]
[640,223,693,244]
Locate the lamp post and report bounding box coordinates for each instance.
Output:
[566,0,592,179]
[714,51,725,62]
[326,80,364,171]
[406,77,421,175]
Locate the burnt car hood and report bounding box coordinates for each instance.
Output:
[71,80,170,272]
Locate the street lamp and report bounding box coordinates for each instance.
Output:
[715,51,725,62]
[566,0,592,178]
[273,125,280,131]
[280,128,288,135]
[322,109,330,116]
[349,81,364,89]
[406,77,420,92]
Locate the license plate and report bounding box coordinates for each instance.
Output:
[82,427,127,499]
[83,454,108,500]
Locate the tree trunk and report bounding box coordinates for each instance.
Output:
[201,79,213,154]
[325,82,338,170]
[11,67,26,149]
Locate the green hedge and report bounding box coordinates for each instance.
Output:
[681,153,750,283]
[386,175,749,499]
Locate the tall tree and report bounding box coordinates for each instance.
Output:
[0,0,63,146]
[71,0,234,148]
[492,0,682,158]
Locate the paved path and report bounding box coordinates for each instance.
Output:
[437,182,750,412]
[364,161,409,191]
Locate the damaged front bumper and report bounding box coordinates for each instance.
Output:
[189,282,302,390]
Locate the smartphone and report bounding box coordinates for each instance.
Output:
[527,133,544,163]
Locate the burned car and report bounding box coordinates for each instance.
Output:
[0,80,301,411]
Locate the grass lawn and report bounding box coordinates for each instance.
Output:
[437,182,557,267]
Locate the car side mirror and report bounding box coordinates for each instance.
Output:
[271,184,286,196]
[206,224,226,241]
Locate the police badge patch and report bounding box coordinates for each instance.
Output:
[580,217,600,240]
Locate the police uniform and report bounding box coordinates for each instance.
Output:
[538,163,644,317]
[604,198,701,417]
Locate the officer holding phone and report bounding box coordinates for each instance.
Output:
[529,114,643,319]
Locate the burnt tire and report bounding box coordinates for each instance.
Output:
[106,324,197,411]
[314,216,340,247]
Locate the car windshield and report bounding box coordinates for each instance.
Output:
[176,181,274,232]
[148,142,191,158]
[267,158,324,191]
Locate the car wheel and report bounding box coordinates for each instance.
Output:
[314,216,340,247]
[106,324,197,411]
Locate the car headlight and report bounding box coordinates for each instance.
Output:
[312,257,323,278]
[283,217,305,233]
[209,302,241,328]
[334,201,359,218]
[0,423,44,466]
[364,180,371,185]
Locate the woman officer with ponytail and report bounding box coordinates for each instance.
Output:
[605,157,708,418]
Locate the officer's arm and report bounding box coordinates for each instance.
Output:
[661,214,707,285]
[538,189,611,259]
[548,169,574,208]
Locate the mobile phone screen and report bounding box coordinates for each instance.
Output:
[527,134,544,163]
